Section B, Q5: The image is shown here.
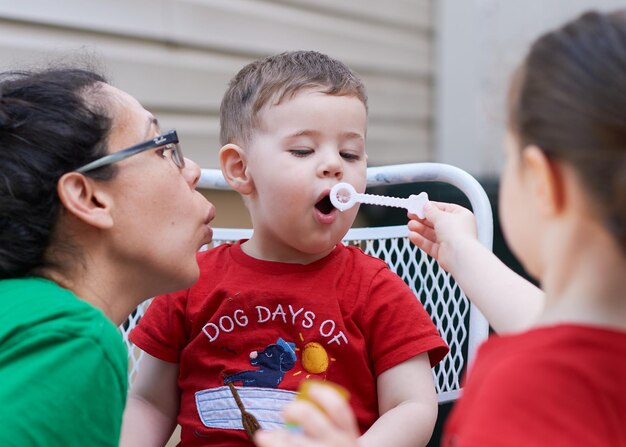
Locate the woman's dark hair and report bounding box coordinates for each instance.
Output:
[0,67,114,279]
[509,10,626,253]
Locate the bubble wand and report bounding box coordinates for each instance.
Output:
[329,182,429,219]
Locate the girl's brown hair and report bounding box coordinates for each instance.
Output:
[509,10,626,252]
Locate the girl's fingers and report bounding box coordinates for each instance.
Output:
[429,200,465,213]
[254,429,319,447]
[283,400,332,438]
[408,231,439,259]
[408,219,437,242]
[305,383,359,436]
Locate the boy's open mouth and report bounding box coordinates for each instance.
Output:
[315,195,335,215]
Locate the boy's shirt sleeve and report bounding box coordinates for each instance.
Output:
[129,289,189,363]
[359,265,449,376]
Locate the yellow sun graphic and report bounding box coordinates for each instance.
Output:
[302,342,329,373]
[292,333,336,379]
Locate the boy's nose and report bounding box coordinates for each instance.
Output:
[182,157,201,189]
[318,155,343,179]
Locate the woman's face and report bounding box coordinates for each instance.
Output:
[99,85,215,296]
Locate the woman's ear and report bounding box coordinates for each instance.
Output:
[522,145,565,216]
[219,143,254,195]
[56,172,114,229]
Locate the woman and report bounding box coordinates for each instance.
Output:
[0,67,215,446]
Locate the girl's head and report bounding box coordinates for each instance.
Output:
[0,67,214,306]
[501,10,626,272]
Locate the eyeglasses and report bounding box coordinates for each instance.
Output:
[75,129,185,173]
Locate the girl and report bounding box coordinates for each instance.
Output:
[254,9,626,447]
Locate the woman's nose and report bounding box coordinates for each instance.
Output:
[182,157,201,189]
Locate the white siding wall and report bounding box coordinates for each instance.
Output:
[0,0,434,169]
[435,0,626,178]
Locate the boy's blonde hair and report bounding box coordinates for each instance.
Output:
[219,50,368,146]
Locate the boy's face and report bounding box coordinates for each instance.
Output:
[244,88,368,263]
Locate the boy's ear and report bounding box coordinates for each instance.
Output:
[522,145,565,216]
[219,143,254,195]
[56,172,114,229]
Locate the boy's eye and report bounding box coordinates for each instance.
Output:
[289,149,313,157]
[341,152,362,161]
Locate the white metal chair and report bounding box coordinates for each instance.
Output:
[120,162,493,403]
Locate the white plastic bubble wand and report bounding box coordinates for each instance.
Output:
[329,182,429,219]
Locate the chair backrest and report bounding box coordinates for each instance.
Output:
[120,162,492,403]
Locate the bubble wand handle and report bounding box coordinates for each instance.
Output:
[354,192,408,209]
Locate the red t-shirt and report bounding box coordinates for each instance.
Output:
[443,324,626,446]
[131,241,448,446]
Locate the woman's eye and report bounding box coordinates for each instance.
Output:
[156,145,174,159]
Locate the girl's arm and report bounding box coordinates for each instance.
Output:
[408,201,544,333]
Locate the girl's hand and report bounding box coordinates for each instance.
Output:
[408,201,478,274]
[254,382,360,447]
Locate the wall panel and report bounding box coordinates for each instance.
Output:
[0,1,433,169]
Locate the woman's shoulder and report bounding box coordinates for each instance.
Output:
[0,277,126,365]
[0,277,104,324]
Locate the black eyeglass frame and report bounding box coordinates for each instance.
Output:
[75,129,184,173]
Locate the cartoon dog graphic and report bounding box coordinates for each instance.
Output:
[223,338,297,388]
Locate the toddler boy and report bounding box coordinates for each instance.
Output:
[122,51,448,447]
